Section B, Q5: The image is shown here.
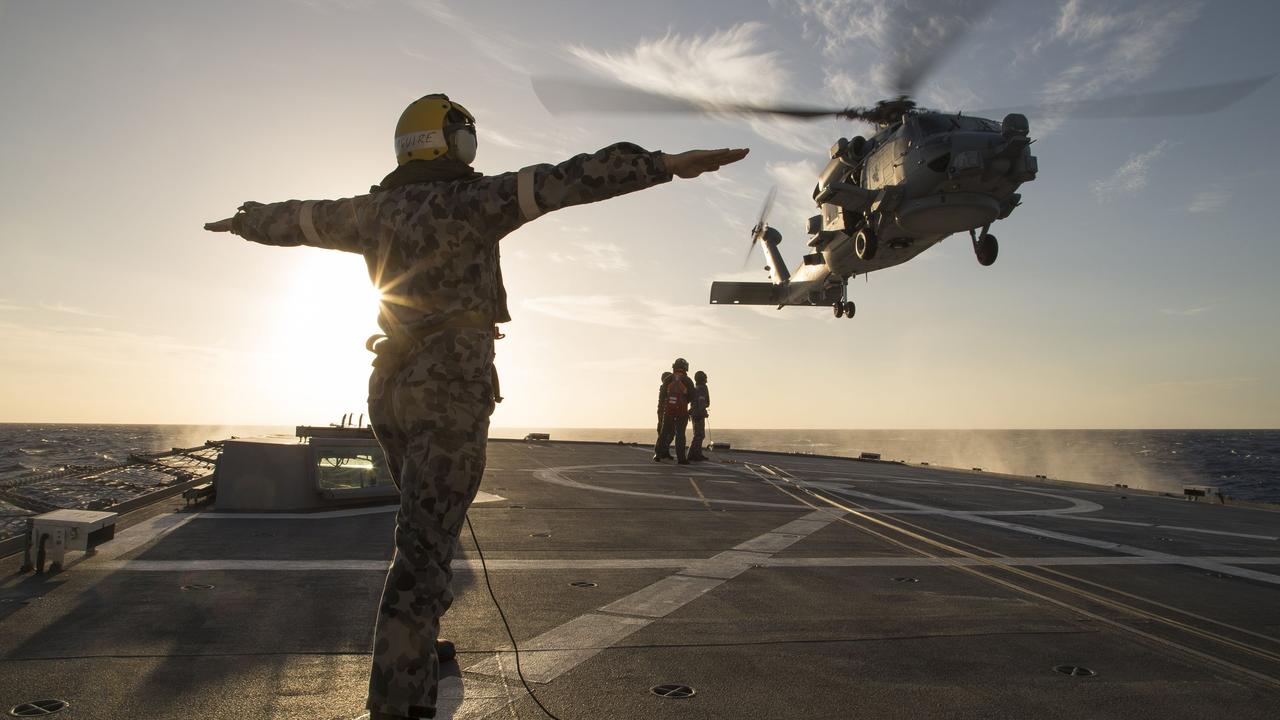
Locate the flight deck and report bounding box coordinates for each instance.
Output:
[2,440,1278,719]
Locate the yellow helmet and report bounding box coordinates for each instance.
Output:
[394,93,476,165]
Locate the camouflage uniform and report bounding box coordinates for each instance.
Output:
[229,143,671,719]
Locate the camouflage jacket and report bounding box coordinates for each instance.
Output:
[231,143,672,338]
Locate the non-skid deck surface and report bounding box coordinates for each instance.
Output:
[2,440,1278,719]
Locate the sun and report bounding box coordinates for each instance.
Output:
[256,249,383,421]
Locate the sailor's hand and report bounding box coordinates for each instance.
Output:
[663,148,749,179]
[204,217,235,232]
[204,203,264,233]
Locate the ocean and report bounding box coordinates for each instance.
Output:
[2,424,1278,504]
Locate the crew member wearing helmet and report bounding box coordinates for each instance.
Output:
[656,370,675,449]
[688,370,711,461]
[655,358,697,464]
[205,94,748,720]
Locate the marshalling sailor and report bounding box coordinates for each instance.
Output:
[205,93,747,720]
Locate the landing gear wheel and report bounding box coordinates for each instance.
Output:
[833,301,844,318]
[974,233,998,266]
[843,301,856,318]
[855,228,878,261]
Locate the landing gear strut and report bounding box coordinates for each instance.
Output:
[833,284,856,319]
[970,228,998,266]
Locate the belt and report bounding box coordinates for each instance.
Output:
[365,312,494,353]
[365,313,504,404]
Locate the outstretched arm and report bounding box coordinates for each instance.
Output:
[662,148,750,179]
[204,198,368,254]
[510,143,748,225]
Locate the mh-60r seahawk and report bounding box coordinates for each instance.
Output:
[534,35,1270,319]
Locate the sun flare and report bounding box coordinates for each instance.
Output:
[256,250,383,421]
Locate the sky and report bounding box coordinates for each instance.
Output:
[1,0,1278,429]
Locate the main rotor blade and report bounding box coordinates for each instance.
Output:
[887,0,999,97]
[970,74,1275,120]
[532,76,868,121]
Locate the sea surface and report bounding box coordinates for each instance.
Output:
[2,424,1278,504]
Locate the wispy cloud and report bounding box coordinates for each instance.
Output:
[780,0,991,108]
[1091,140,1168,201]
[1188,185,1229,214]
[0,318,248,369]
[567,23,828,154]
[1034,0,1202,131]
[548,240,630,272]
[523,294,755,343]
[37,302,116,319]
[1160,305,1212,317]
[405,0,535,74]
[1144,375,1256,390]
[766,159,822,234]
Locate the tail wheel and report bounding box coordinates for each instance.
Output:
[975,233,999,266]
[855,228,878,261]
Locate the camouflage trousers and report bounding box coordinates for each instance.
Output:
[365,328,496,719]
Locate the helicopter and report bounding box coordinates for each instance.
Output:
[532,17,1271,319]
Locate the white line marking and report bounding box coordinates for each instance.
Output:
[1158,524,1279,541]
[463,507,843,711]
[194,506,396,520]
[598,575,724,617]
[533,464,810,509]
[96,555,1280,573]
[91,512,200,561]
[465,613,651,684]
[822,484,1280,586]
[187,492,503,522]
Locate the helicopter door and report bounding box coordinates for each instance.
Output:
[865,124,904,189]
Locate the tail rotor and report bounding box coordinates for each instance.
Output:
[746,186,777,268]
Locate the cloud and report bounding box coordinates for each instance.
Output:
[781,0,992,107]
[1160,305,1212,316]
[1143,375,1256,390]
[1035,0,1202,131]
[405,0,535,74]
[1188,187,1229,214]
[548,240,630,272]
[523,294,756,343]
[567,23,829,154]
[766,159,822,234]
[0,318,249,370]
[37,302,116,319]
[1091,140,1167,201]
